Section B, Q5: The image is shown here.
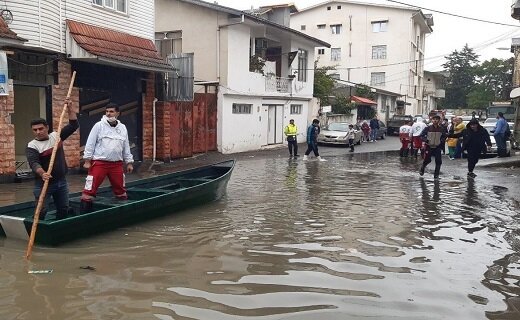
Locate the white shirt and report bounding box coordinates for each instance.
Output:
[410,121,427,137]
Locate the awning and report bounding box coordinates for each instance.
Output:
[66,20,172,73]
[351,95,377,105]
[0,16,27,46]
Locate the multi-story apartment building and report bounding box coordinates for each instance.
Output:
[0,1,171,181]
[291,0,433,118]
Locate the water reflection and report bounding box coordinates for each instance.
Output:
[1,156,519,319]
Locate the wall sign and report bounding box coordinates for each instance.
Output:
[0,51,8,96]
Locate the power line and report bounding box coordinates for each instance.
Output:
[386,0,520,27]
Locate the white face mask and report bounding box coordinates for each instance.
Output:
[107,116,117,123]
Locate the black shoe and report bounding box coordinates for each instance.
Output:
[467,172,477,178]
[294,154,299,157]
[419,166,425,176]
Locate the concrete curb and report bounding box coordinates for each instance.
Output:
[479,154,520,168]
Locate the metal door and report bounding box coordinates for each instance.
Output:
[267,105,284,145]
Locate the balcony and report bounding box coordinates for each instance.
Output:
[265,75,292,93]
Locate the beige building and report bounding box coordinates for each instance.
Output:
[291,0,433,117]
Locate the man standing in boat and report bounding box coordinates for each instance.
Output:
[80,103,134,212]
[26,98,79,220]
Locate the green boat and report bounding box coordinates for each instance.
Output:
[0,160,235,246]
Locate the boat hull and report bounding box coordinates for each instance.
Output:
[0,160,234,246]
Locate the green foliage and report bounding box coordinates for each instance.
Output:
[442,45,513,109]
[249,55,265,75]
[442,44,479,108]
[354,85,376,100]
[331,95,354,115]
[313,64,336,106]
[467,84,495,109]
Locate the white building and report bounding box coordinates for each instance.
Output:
[291,0,433,117]
[155,0,329,154]
[423,71,446,113]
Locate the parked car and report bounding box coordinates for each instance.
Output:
[481,119,514,156]
[317,122,362,146]
[386,115,413,135]
[357,120,387,140]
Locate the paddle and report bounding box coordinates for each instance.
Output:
[25,71,77,260]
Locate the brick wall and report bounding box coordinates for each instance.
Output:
[156,101,171,162]
[0,79,15,180]
[52,60,80,168]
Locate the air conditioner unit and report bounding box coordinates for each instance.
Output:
[512,0,520,19]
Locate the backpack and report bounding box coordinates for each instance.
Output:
[504,125,511,140]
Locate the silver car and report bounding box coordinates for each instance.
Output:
[482,119,513,156]
[317,122,362,146]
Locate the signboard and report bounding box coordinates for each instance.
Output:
[321,105,332,113]
[0,51,8,96]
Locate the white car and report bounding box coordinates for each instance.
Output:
[317,122,362,146]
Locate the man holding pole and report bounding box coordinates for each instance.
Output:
[26,98,79,220]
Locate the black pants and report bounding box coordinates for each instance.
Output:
[288,139,298,155]
[422,146,442,176]
[467,150,480,173]
[305,142,319,157]
[348,138,354,152]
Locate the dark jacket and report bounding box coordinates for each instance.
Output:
[369,119,379,130]
[306,124,320,144]
[461,123,492,154]
[26,120,79,181]
[420,124,447,148]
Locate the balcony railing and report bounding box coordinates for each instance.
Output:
[265,75,291,93]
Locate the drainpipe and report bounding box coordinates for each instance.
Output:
[216,14,245,81]
[152,98,158,162]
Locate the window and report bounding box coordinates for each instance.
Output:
[297,49,307,82]
[317,24,326,29]
[371,72,385,86]
[330,73,340,80]
[290,104,302,114]
[301,25,306,31]
[232,104,252,114]
[337,5,342,9]
[92,0,127,13]
[317,48,325,55]
[155,32,182,58]
[327,6,331,10]
[330,24,342,34]
[331,48,341,61]
[372,21,388,32]
[372,45,387,59]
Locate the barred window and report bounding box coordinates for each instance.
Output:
[317,48,325,55]
[290,104,302,114]
[331,48,341,61]
[370,72,385,86]
[372,45,387,59]
[232,104,252,114]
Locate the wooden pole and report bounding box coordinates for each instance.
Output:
[26,71,76,260]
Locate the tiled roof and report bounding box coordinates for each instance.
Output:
[351,95,377,105]
[0,16,26,42]
[66,20,171,72]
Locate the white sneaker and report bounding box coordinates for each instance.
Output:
[317,156,327,162]
[303,155,308,160]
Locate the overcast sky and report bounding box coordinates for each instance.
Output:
[205,0,519,71]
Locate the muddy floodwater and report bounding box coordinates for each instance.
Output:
[1,153,520,319]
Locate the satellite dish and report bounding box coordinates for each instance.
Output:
[1,9,13,24]
[510,87,520,99]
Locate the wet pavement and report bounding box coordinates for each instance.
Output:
[1,137,520,319]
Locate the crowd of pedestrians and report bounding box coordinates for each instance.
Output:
[397,113,506,179]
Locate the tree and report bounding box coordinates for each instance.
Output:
[472,57,513,102]
[313,64,336,106]
[442,44,479,108]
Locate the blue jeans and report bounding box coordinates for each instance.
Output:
[494,133,506,151]
[370,129,378,141]
[33,178,70,219]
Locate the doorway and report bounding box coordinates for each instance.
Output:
[13,85,48,162]
[266,104,284,145]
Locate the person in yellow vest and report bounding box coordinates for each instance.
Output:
[284,119,299,158]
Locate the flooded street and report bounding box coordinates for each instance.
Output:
[1,153,520,319]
